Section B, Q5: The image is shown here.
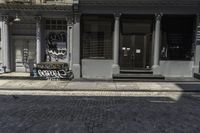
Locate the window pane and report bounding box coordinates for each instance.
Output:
[82,15,113,59]
[161,15,195,60]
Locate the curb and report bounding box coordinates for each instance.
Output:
[0,88,200,92]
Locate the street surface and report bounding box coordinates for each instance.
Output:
[0,90,199,133]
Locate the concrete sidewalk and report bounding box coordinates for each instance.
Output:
[0,79,200,92]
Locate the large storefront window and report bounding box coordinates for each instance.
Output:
[45,19,67,62]
[161,15,195,60]
[81,15,113,59]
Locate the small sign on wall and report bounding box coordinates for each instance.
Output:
[136,49,141,54]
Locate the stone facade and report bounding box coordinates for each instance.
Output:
[0,0,200,79]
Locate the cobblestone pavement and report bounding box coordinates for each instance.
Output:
[0,91,200,133]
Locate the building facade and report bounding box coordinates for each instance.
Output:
[0,0,200,79]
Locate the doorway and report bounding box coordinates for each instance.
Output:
[13,37,36,72]
[120,15,153,71]
[120,34,150,70]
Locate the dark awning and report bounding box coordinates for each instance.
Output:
[80,0,200,6]
[0,4,72,12]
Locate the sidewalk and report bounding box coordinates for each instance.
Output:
[0,79,200,92]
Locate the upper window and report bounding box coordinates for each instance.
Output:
[161,15,195,61]
[81,15,113,59]
[45,19,67,30]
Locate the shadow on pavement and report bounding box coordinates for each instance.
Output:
[0,84,199,133]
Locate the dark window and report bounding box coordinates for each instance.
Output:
[45,19,67,30]
[81,15,113,59]
[161,15,195,60]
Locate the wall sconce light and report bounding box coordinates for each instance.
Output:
[14,14,21,22]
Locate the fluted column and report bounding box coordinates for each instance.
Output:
[35,16,42,64]
[2,16,10,72]
[193,14,200,73]
[66,16,73,70]
[112,13,121,74]
[153,14,162,75]
[72,14,80,78]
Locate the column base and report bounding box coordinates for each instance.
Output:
[112,64,120,74]
[72,64,80,79]
[192,65,199,73]
[1,66,11,73]
[152,65,161,75]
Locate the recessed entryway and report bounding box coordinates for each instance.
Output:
[119,15,153,71]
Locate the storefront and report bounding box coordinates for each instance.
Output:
[0,0,200,80]
[78,0,200,79]
[0,2,73,74]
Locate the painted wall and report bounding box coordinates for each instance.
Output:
[82,59,113,79]
[160,61,194,77]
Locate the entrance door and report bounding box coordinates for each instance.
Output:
[14,38,36,72]
[120,34,147,70]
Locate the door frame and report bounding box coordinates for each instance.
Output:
[12,35,36,72]
[119,33,149,70]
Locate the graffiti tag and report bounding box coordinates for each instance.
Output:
[37,69,73,79]
[32,62,74,80]
[46,32,67,61]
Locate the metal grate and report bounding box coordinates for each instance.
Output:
[82,15,113,59]
[82,32,112,59]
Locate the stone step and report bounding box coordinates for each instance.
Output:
[194,73,200,79]
[113,73,165,80]
[120,70,153,74]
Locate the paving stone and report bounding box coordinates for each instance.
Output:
[66,82,97,90]
[0,92,199,133]
[96,82,116,90]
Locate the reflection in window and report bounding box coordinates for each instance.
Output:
[161,15,195,60]
[81,15,113,59]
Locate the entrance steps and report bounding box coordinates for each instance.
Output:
[120,70,153,74]
[113,70,165,81]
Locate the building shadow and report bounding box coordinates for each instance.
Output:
[0,84,199,133]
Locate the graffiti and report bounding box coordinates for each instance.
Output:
[32,62,74,80]
[36,63,68,70]
[46,32,67,61]
[37,70,73,79]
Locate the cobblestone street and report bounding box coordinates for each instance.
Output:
[0,90,200,133]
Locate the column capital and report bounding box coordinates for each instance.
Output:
[155,13,163,21]
[74,13,81,23]
[35,16,42,23]
[114,13,121,19]
[1,15,10,24]
[66,15,74,25]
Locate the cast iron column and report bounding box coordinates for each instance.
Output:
[36,16,42,64]
[72,14,80,78]
[66,16,73,70]
[153,14,162,75]
[194,14,200,73]
[112,13,121,74]
[2,16,10,72]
